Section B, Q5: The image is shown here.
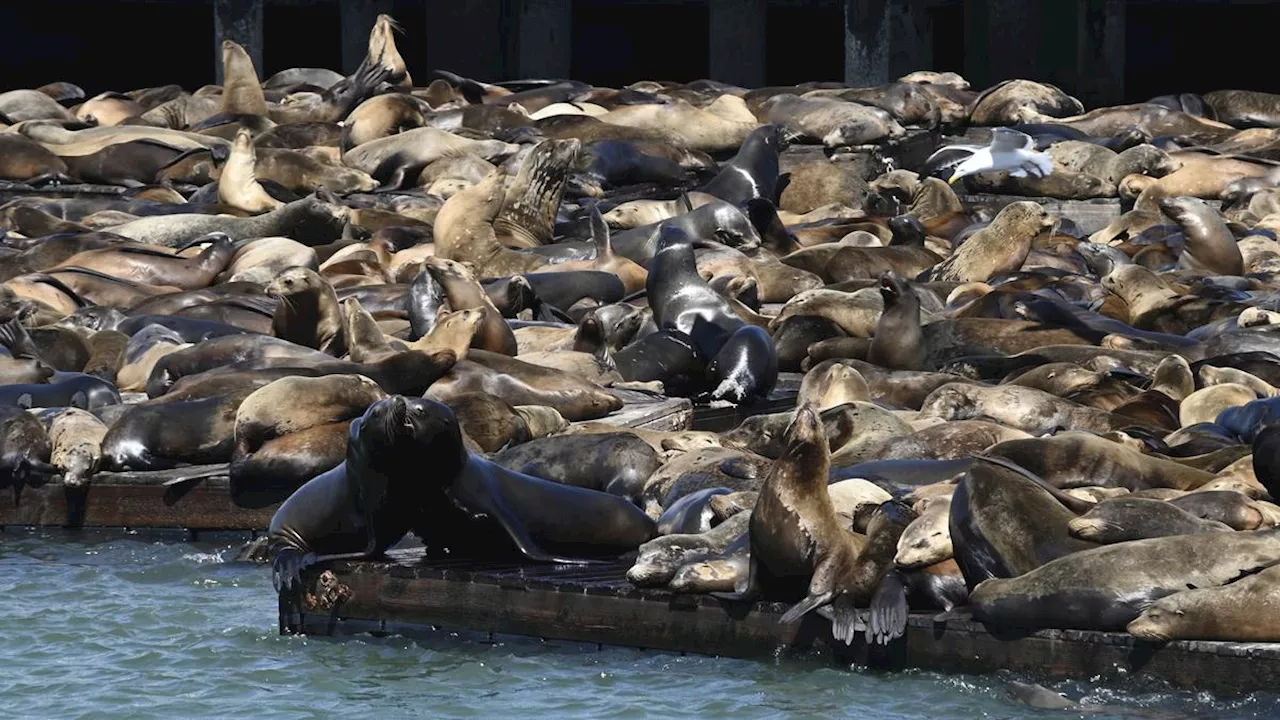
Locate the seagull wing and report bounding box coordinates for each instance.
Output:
[990,127,1036,153]
[924,144,983,176]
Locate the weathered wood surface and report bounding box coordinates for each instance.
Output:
[959,193,1124,236]
[284,550,1280,695]
[0,466,278,531]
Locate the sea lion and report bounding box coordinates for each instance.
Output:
[424,256,518,356]
[731,404,868,640]
[1067,497,1232,543]
[53,235,236,292]
[968,80,1083,125]
[760,94,904,147]
[987,432,1217,491]
[699,124,782,205]
[964,529,1280,632]
[100,388,255,470]
[340,127,517,188]
[0,134,70,183]
[948,456,1097,589]
[105,195,350,249]
[928,202,1056,282]
[491,431,660,502]
[81,329,128,383]
[494,139,579,248]
[627,511,751,586]
[0,373,121,411]
[1127,563,1280,642]
[668,536,751,594]
[894,499,952,568]
[918,383,1125,435]
[1180,384,1258,427]
[1158,196,1244,275]
[446,391,567,453]
[868,273,925,371]
[46,407,107,487]
[219,128,283,214]
[232,374,386,463]
[269,396,454,590]
[427,349,622,421]
[266,266,346,356]
[0,405,55,489]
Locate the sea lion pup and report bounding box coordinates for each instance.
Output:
[45,407,107,487]
[1128,563,1280,643]
[1067,497,1232,544]
[868,272,925,371]
[266,267,346,357]
[423,257,518,356]
[219,129,282,214]
[928,202,1056,282]
[723,405,869,641]
[963,528,1280,633]
[1158,195,1244,276]
[948,456,1097,589]
[495,139,579,248]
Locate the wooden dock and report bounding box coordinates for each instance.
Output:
[0,465,277,534]
[0,381,797,532]
[282,549,1280,696]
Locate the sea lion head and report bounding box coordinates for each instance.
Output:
[60,447,99,488]
[266,266,325,301]
[1125,599,1182,642]
[351,395,466,483]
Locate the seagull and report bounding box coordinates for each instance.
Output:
[926,128,1055,184]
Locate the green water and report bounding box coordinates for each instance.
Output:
[1,529,1276,719]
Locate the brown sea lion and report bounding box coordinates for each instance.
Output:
[266,267,346,356]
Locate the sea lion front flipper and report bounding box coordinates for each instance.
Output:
[712,553,759,601]
[868,570,909,645]
[779,590,835,624]
[272,548,317,592]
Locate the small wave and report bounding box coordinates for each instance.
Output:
[182,551,227,565]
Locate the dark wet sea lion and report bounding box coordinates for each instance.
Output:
[699,124,782,205]
[0,405,55,489]
[657,487,733,536]
[948,456,1097,590]
[269,396,454,590]
[1158,196,1243,275]
[869,272,925,371]
[0,373,121,410]
[100,388,254,470]
[965,528,1280,632]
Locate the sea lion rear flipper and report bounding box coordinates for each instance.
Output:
[827,595,866,645]
[867,570,909,646]
[483,490,594,565]
[779,590,835,624]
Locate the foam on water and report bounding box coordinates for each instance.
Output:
[1,529,1278,719]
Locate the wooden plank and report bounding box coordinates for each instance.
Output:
[0,466,277,531]
[959,193,1123,236]
[284,552,1280,695]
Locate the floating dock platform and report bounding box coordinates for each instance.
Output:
[0,375,801,531]
[281,549,1280,696]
